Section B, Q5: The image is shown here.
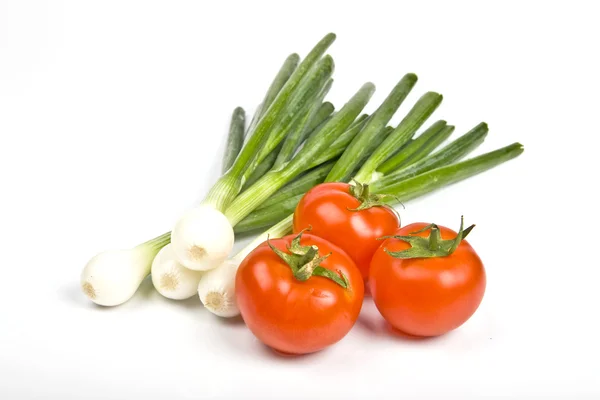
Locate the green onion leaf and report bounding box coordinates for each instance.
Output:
[377,120,450,174]
[222,107,246,173]
[373,142,524,201]
[372,122,488,189]
[203,33,337,211]
[326,73,418,182]
[353,91,443,182]
[224,82,375,225]
[245,53,300,141]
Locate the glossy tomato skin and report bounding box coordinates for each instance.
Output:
[293,182,399,282]
[235,233,364,355]
[369,222,486,337]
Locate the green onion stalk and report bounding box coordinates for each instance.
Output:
[235,127,522,234]
[202,34,337,213]
[169,34,346,272]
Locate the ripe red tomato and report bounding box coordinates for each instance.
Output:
[293,182,399,282]
[235,232,364,355]
[369,220,486,337]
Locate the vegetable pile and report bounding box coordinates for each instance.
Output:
[80,33,524,354]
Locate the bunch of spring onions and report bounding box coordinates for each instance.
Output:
[80,33,523,310]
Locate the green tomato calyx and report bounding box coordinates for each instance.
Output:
[267,228,349,289]
[348,179,402,216]
[381,215,475,259]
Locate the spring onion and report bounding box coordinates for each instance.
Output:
[171,35,338,271]
[151,244,204,300]
[170,204,235,271]
[80,232,170,306]
[202,33,337,212]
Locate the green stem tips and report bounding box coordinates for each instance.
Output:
[382,216,475,259]
[267,228,349,289]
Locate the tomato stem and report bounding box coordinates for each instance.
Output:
[267,229,349,288]
[382,216,475,259]
[295,253,331,281]
[347,179,402,216]
[429,226,441,251]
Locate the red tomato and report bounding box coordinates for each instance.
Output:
[293,182,399,282]
[235,232,364,355]
[369,222,486,337]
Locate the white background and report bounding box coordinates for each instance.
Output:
[1,1,599,399]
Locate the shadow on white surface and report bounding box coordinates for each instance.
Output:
[253,340,335,364]
[355,297,456,345]
[59,277,202,312]
[58,280,123,311]
[209,315,337,363]
[59,280,90,307]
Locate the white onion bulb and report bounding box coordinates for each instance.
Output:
[81,248,151,307]
[197,259,240,317]
[170,205,234,271]
[151,244,203,300]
